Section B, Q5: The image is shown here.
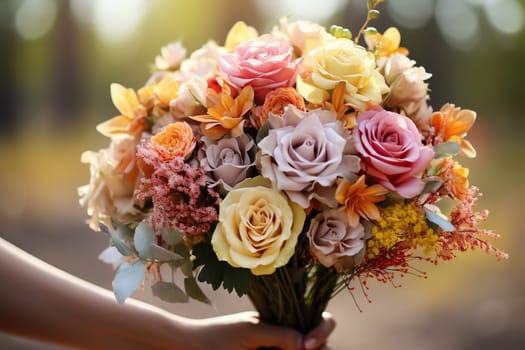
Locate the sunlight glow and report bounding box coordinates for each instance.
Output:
[92,0,151,44]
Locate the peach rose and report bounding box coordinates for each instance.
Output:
[150,122,196,161]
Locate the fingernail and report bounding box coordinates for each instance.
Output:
[304,337,317,350]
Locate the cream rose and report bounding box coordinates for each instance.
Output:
[79,137,142,231]
[297,38,389,111]
[211,177,306,275]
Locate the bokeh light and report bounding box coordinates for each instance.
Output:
[386,0,435,29]
[254,0,347,23]
[15,0,57,40]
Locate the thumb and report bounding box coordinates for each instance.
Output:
[244,322,303,350]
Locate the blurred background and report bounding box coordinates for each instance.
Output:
[0,0,523,348]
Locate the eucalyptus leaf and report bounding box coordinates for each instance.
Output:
[110,230,134,257]
[424,206,455,232]
[150,244,184,262]
[434,142,461,158]
[421,178,443,194]
[184,277,211,304]
[152,281,189,303]
[113,261,145,304]
[161,228,184,246]
[134,221,156,259]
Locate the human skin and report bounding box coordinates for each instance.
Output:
[0,237,334,350]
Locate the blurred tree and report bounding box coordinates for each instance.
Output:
[0,8,19,138]
[50,0,83,130]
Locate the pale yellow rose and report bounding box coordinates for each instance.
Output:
[297,38,389,111]
[211,177,306,275]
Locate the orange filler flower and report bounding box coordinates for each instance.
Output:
[432,103,477,158]
[336,175,388,227]
[190,85,254,139]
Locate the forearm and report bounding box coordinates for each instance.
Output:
[0,238,190,350]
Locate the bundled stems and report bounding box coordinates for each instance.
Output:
[247,263,340,340]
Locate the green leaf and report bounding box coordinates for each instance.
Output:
[184,277,211,304]
[134,221,156,259]
[434,141,461,158]
[113,261,145,304]
[424,205,455,232]
[256,121,270,143]
[421,178,443,194]
[161,228,184,246]
[192,243,253,296]
[152,281,189,303]
[110,227,134,257]
[150,244,184,262]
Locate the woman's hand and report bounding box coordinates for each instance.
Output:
[183,311,336,350]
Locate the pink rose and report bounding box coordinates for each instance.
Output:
[218,35,298,103]
[354,106,434,198]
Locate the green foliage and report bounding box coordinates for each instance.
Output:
[152,281,189,303]
[255,121,269,143]
[105,221,134,257]
[424,205,455,232]
[330,25,352,40]
[433,141,461,158]
[113,261,145,304]
[184,277,211,304]
[192,243,253,297]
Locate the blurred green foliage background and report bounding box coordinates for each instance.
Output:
[0,0,523,349]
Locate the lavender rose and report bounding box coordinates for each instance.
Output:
[201,134,256,190]
[354,106,434,198]
[259,105,360,208]
[307,208,365,269]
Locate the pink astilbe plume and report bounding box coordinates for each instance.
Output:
[136,142,220,237]
[438,186,508,261]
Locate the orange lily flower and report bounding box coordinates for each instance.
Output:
[336,175,388,227]
[153,74,180,111]
[190,85,254,139]
[432,103,477,158]
[97,83,154,139]
[322,82,356,129]
[364,27,409,58]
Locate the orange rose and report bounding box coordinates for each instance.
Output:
[150,122,196,160]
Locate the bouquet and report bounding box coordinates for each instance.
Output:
[79,0,507,338]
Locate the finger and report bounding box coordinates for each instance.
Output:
[244,322,303,350]
[303,312,336,350]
